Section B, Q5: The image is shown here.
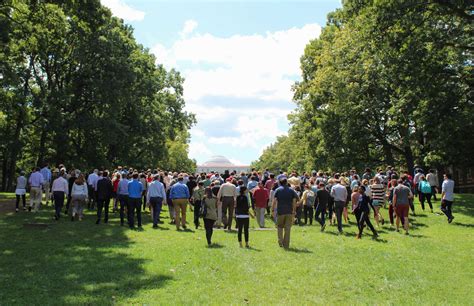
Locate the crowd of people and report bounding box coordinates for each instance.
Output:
[13,164,456,249]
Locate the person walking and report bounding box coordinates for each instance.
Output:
[96,171,113,224]
[40,163,52,206]
[202,186,218,246]
[330,179,348,234]
[128,172,144,229]
[28,167,44,212]
[393,179,413,234]
[191,181,205,229]
[441,173,455,223]
[426,169,439,201]
[370,177,386,226]
[253,182,269,228]
[117,173,130,226]
[87,169,99,209]
[272,178,299,249]
[71,174,88,221]
[314,182,329,231]
[301,184,315,225]
[217,178,237,230]
[147,175,167,228]
[51,170,68,220]
[235,186,251,248]
[14,171,27,212]
[418,176,433,212]
[170,175,190,230]
[354,186,378,239]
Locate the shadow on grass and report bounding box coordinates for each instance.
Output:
[452,222,474,228]
[207,243,225,249]
[244,246,262,252]
[0,208,173,304]
[285,247,313,253]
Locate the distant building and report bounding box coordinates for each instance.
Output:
[196,155,250,174]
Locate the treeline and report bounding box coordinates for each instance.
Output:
[0,0,196,191]
[253,0,473,173]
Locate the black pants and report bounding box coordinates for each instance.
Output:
[431,186,438,200]
[327,198,334,222]
[87,185,95,209]
[303,205,313,225]
[409,198,415,214]
[16,194,26,209]
[118,194,129,225]
[295,206,302,225]
[441,200,453,220]
[334,201,345,232]
[53,191,65,219]
[236,218,249,243]
[356,209,377,236]
[314,204,326,226]
[97,198,110,223]
[419,192,433,210]
[128,197,142,228]
[65,195,72,214]
[142,192,147,211]
[204,218,215,245]
[193,200,202,228]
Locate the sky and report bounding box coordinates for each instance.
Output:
[101,0,342,166]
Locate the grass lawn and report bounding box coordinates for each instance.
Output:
[0,192,473,305]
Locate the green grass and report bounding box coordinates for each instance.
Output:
[0,193,473,305]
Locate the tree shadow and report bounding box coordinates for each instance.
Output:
[244,246,262,252]
[0,208,173,304]
[451,222,474,228]
[207,243,225,249]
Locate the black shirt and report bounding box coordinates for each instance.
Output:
[235,194,250,215]
[315,189,330,207]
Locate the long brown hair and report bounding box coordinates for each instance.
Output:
[75,174,85,185]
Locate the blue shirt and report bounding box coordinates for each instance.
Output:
[247,180,258,191]
[274,186,298,215]
[40,167,51,182]
[128,179,143,199]
[117,179,130,195]
[170,182,190,199]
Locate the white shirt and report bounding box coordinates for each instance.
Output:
[71,183,88,197]
[442,179,455,201]
[52,177,69,194]
[87,172,98,187]
[331,184,348,202]
[217,182,237,199]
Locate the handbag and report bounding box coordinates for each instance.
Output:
[199,199,207,218]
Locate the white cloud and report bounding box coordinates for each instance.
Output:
[101,0,145,21]
[189,141,212,158]
[180,20,198,37]
[151,23,321,102]
[229,158,244,166]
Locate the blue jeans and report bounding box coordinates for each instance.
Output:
[150,196,163,226]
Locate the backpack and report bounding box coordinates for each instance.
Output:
[199,199,207,218]
[420,181,431,194]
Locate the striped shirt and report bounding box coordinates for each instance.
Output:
[371,184,385,201]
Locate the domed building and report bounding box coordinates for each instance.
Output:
[196,155,250,174]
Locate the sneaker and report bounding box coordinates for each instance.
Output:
[15,208,19,213]
[153,225,158,229]
[321,224,326,232]
[183,225,187,230]
[157,220,164,224]
[245,244,250,248]
[356,234,361,239]
[448,217,454,223]
[28,207,32,212]
[381,219,385,225]
[23,207,27,211]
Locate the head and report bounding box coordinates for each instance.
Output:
[132,172,139,180]
[358,185,366,194]
[319,182,325,189]
[239,186,247,195]
[397,179,404,185]
[280,178,288,186]
[444,173,452,180]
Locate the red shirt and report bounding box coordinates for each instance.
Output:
[253,187,269,208]
[113,179,120,192]
[264,179,275,194]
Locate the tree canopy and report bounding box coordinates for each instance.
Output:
[0,0,196,191]
[253,0,473,173]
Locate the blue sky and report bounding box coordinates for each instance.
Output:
[101,0,342,165]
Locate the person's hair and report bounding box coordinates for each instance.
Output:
[204,187,213,198]
[177,176,184,181]
[132,172,139,179]
[239,186,247,195]
[397,179,404,184]
[198,181,204,186]
[429,169,435,173]
[420,175,426,181]
[359,185,366,192]
[280,178,288,186]
[270,173,275,179]
[374,177,380,184]
[153,174,160,181]
[115,172,121,179]
[352,186,359,192]
[305,184,310,189]
[75,174,85,185]
[365,168,370,173]
[34,167,40,172]
[319,182,325,187]
[103,171,109,178]
[445,173,452,179]
[362,179,368,185]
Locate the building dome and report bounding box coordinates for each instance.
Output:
[202,155,234,166]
